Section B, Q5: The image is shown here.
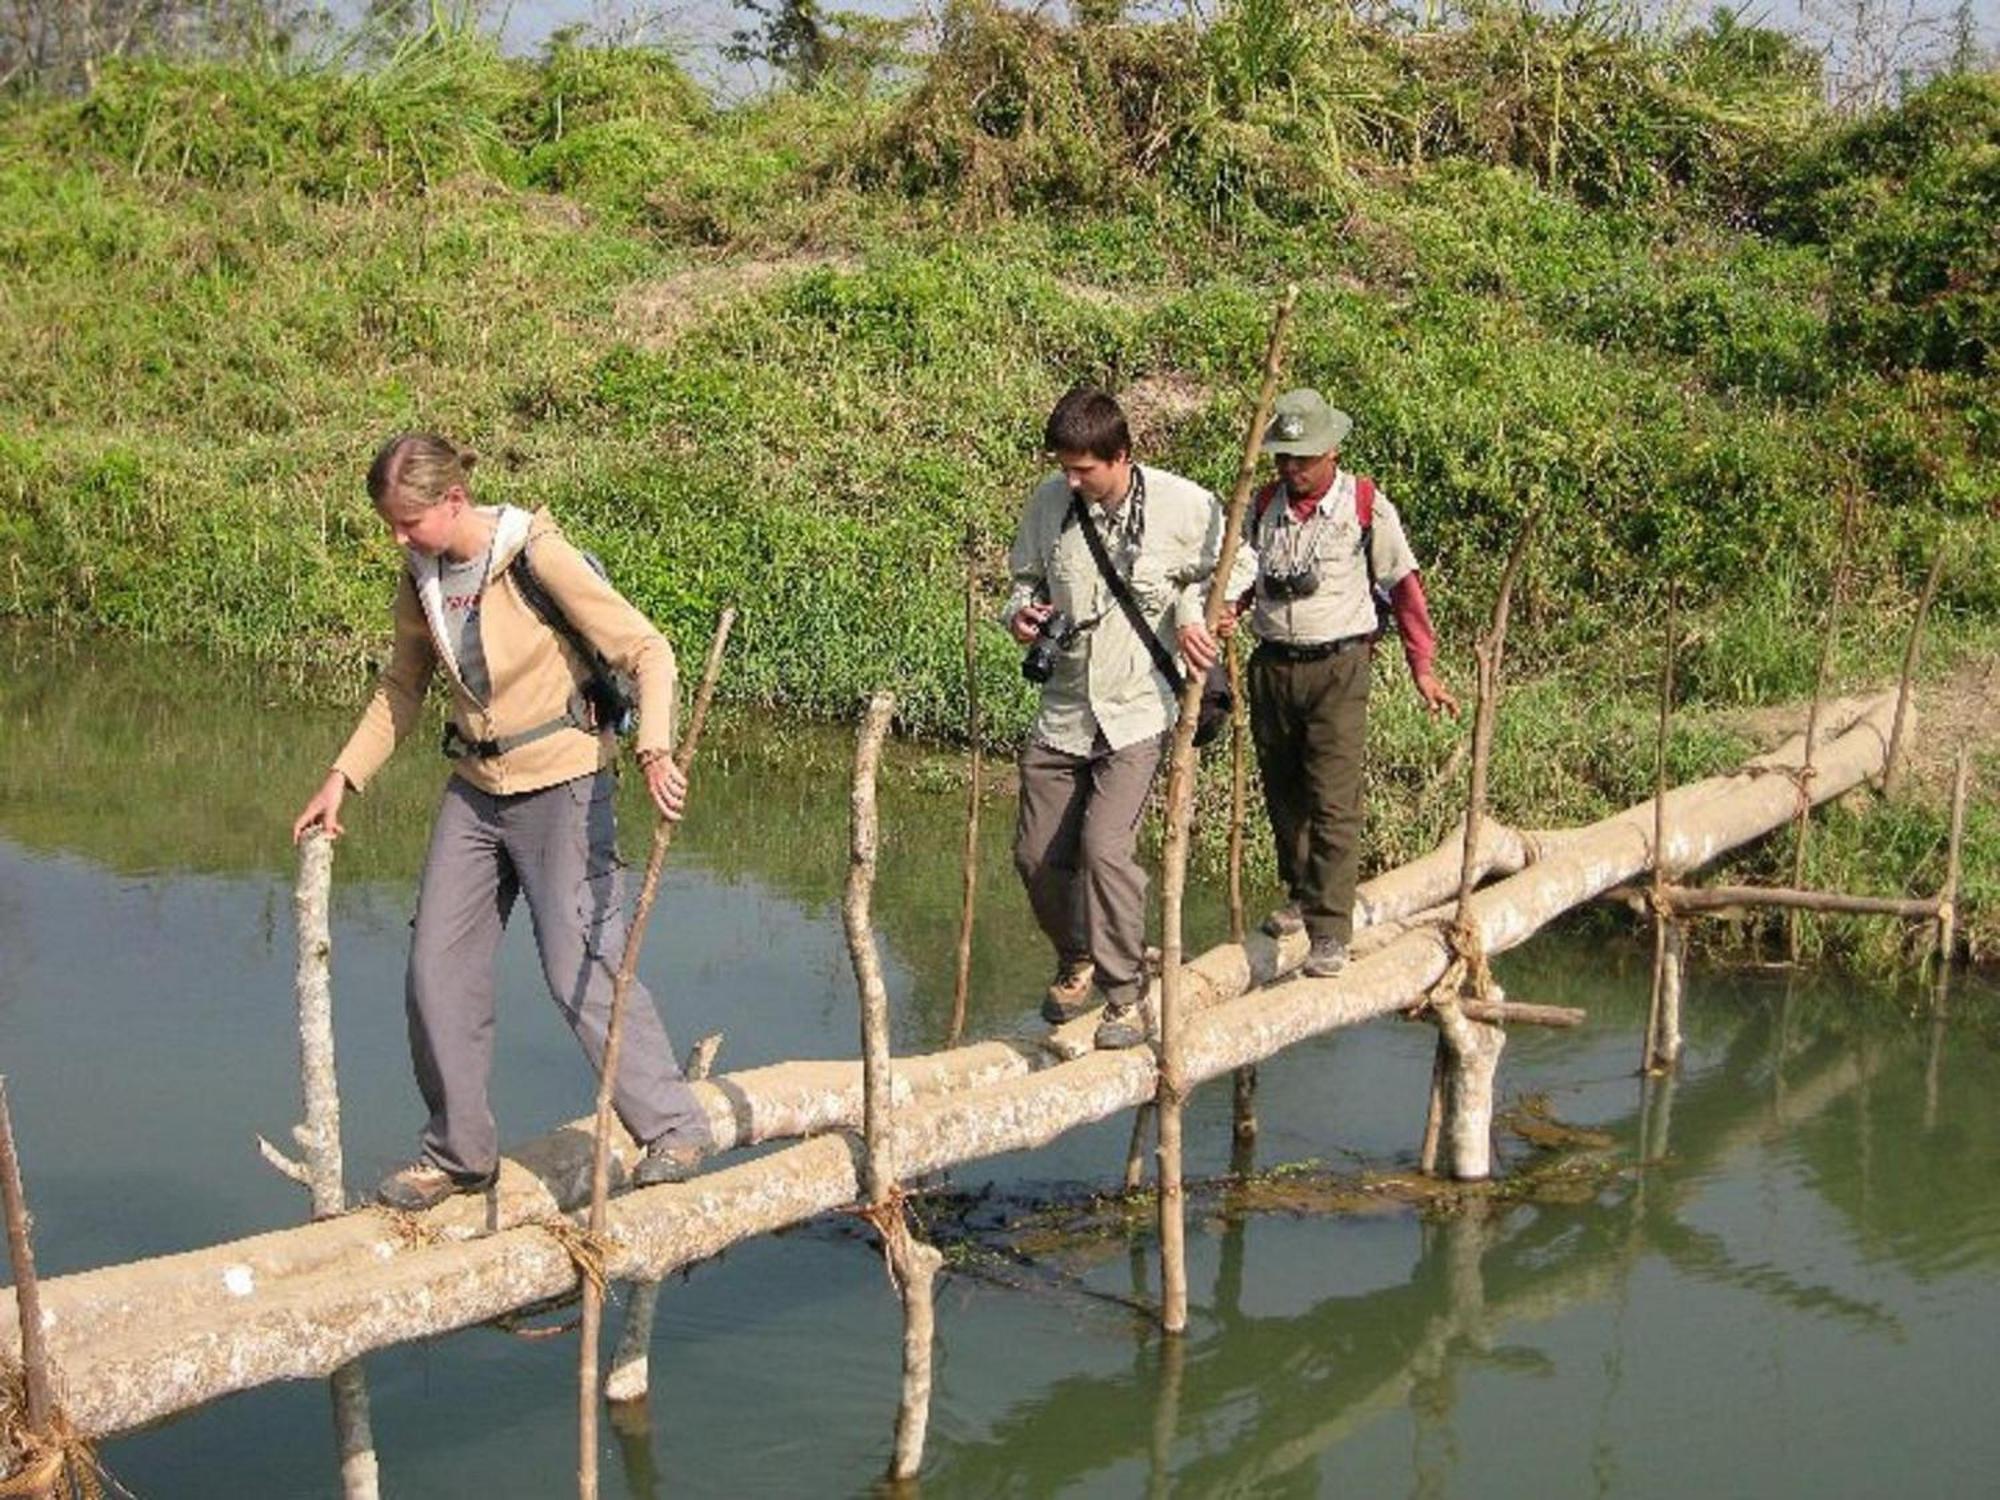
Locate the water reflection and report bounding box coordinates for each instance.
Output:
[5,623,1999,1497]
[921,995,2000,1496]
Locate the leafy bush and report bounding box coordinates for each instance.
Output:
[1771,72,2000,374]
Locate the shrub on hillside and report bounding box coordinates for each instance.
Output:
[856,1,1822,221]
[1772,72,2000,374]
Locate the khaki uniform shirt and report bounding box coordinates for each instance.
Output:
[333,507,677,798]
[1005,465,1253,756]
[1247,470,1419,646]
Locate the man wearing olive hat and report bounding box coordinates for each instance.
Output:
[1219,389,1458,978]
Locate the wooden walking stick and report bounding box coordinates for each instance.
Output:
[578,607,735,1500]
[844,693,945,1482]
[950,528,983,1047]
[1155,283,1298,1334]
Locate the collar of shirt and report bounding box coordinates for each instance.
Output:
[1284,466,1341,523]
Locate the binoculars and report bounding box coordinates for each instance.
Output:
[1260,568,1320,602]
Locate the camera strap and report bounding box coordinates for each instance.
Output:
[1071,492,1187,695]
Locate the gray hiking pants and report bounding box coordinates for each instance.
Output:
[407,770,709,1179]
[1013,731,1164,1006]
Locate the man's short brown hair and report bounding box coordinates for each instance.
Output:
[1043,387,1130,462]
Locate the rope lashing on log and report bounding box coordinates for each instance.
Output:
[539,1218,612,1300]
[0,1407,102,1500]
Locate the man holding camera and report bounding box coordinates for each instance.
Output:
[1006,388,1253,1049]
[1220,388,1458,979]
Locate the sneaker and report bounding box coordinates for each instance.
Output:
[1261,904,1305,939]
[1041,958,1098,1025]
[633,1140,708,1188]
[376,1158,496,1212]
[1302,936,1349,978]
[1094,1002,1150,1050]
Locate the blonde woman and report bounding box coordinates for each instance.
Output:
[292,434,710,1211]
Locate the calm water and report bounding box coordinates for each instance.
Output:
[3,625,1998,1498]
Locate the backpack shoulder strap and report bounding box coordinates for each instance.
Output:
[1355,476,1380,596]
[1072,495,1186,694]
[1253,479,1283,526]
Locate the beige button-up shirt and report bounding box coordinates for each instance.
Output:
[1006,465,1253,755]
[1247,470,1419,646]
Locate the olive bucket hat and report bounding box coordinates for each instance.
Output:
[1261,388,1353,457]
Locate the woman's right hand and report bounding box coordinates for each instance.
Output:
[293,771,350,844]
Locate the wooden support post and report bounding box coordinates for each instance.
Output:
[845,693,945,1484]
[605,1037,720,1408]
[950,528,983,1047]
[1225,637,1259,1148]
[1789,489,1859,962]
[1226,634,1248,948]
[1123,1103,1154,1194]
[1882,547,1947,800]
[1437,1008,1506,1182]
[1231,1064,1258,1148]
[1937,747,1970,997]
[1,1077,57,1497]
[1419,1041,1447,1176]
[1155,285,1297,1335]
[1655,920,1685,1070]
[292,833,378,1500]
[1642,588,1677,1077]
[579,609,734,1500]
[1422,511,1532,1177]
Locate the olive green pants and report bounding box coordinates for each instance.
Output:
[1247,643,1372,944]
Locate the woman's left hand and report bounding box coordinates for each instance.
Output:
[642,752,688,822]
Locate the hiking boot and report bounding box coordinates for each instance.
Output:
[633,1140,708,1188]
[1094,1001,1151,1050]
[1041,958,1098,1025]
[1261,903,1305,939]
[1302,936,1349,978]
[376,1158,496,1213]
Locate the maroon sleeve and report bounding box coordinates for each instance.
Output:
[1390,571,1437,682]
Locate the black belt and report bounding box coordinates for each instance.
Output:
[1254,634,1371,664]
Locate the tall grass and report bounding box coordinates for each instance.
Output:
[0,3,1992,958]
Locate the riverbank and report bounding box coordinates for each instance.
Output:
[1,8,1993,961]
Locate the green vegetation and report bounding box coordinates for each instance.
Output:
[0,3,1993,963]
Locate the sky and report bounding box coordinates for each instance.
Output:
[331,1,2000,98]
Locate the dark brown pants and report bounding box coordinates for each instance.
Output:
[1248,644,1372,944]
[1013,732,1164,1005]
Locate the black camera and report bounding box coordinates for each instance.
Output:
[1021,608,1080,684]
[1260,568,1320,602]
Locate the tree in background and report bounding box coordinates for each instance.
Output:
[1,0,311,91]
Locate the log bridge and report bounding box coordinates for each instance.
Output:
[0,688,1921,1469]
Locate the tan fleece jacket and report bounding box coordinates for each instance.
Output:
[332,507,677,797]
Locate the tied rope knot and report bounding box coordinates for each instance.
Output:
[1409,922,1497,1030]
[853,1186,923,1293]
[537,1215,614,1299]
[0,1406,104,1500]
